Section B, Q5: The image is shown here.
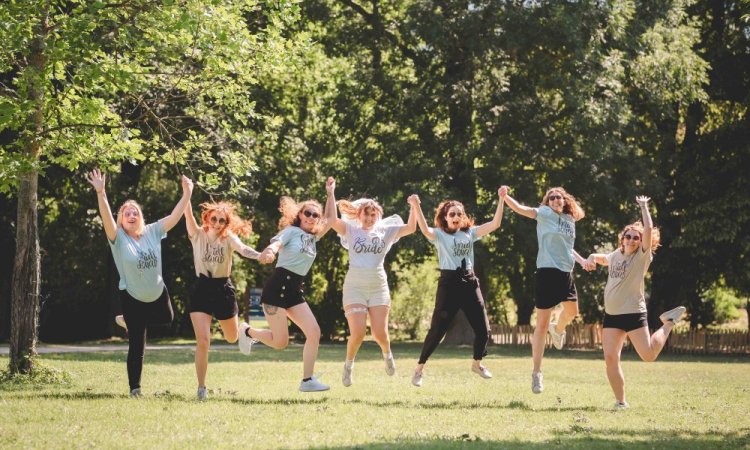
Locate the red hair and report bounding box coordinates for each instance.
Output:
[433,200,475,232]
[199,201,252,238]
[278,196,326,234]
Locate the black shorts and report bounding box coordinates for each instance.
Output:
[535,268,578,310]
[121,287,174,325]
[190,275,239,320]
[261,267,306,309]
[603,312,648,332]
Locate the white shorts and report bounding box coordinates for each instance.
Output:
[343,267,391,308]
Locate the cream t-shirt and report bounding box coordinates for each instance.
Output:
[604,248,652,315]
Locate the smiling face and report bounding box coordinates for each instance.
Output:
[298,205,322,233]
[358,207,380,230]
[546,190,565,214]
[207,212,228,235]
[621,228,642,255]
[118,201,145,237]
[445,206,465,232]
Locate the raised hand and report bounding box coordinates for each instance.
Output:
[498,186,509,198]
[636,195,650,207]
[181,175,194,196]
[407,194,420,206]
[326,176,336,195]
[85,169,106,193]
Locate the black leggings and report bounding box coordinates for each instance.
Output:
[418,270,491,364]
[121,288,174,390]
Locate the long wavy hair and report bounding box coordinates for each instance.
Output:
[541,187,585,221]
[433,200,475,232]
[337,198,383,222]
[618,221,661,253]
[199,201,252,238]
[117,200,145,237]
[278,196,326,234]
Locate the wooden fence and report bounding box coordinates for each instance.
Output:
[489,324,750,355]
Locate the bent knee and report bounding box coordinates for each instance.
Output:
[640,353,657,363]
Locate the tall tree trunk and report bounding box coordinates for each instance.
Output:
[9,14,47,374]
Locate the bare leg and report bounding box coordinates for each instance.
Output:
[190,312,213,388]
[286,302,322,379]
[344,304,368,361]
[628,322,674,362]
[602,328,628,403]
[554,300,579,334]
[218,315,239,343]
[368,305,392,355]
[248,304,290,350]
[532,308,553,372]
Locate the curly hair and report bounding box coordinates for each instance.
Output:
[117,200,145,237]
[337,198,383,222]
[433,200,475,232]
[199,201,252,238]
[278,196,326,234]
[618,221,661,253]
[541,187,585,221]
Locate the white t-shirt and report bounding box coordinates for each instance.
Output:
[341,222,401,269]
[189,228,242,278]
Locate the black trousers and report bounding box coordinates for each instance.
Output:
[418,269,491,364]
[121,288,174,390]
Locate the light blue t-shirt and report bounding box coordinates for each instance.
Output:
[430,227,482,270]
[535,205,575,272]
[108,220,166,302]
[272,226,318,276]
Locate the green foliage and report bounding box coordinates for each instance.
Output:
[390,257,439,340]
[697,280,746,326]
[0,360,71,388]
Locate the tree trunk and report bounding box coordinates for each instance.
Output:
[9,13,47,375]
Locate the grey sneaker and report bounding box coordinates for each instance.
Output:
[238,322,255,355]
[342,363,353,387]
[299,376,330,392]
[115,315,127,331]
[384,355,396,376]
[548,322,565,350]
[197,386,207,401]
[614,401,630,410]
[471,365,493,379]
[129,388,142,398]
[412,370,423,387]
[531,371,544,394]
[659,306,686,325]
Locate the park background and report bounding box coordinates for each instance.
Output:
[1,0,749,366]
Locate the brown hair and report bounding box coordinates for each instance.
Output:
[433,200,475,232]
[337,199,383,222]
[541,187,585,221]
[117,200,146,237]
[618,221,661,253]
[199,201,252,238]
[278,196,326,234]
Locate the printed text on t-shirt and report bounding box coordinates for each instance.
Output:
[452,238,472,257]
[299,234,316,256]
[557,217,575,238]
[352,236,385,254]
[202,244,225,264]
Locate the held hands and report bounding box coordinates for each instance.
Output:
[407,194,420,207]
[580,257,596,272]
[498,186,509,198]
[258,247,276,264]
[585,254,597,269]
[326,176,336,195]
[85,169,106,193]
[181,175,194,196]
[636,195,650,207]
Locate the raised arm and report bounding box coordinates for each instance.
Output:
[411,195,435,241]
[162,175,193,232]
[85,169,117,242]
[325,176,346,236]
[475,186,508,238]
[395,195,419,238]
[229,233,261,260]
[636,196,653,253]
[315,176,336,240]
[503,191,537,219]
[184,200,199,239]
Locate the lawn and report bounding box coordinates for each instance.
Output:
[1,342,748,449]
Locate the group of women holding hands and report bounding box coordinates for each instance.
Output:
[86,169,685,409]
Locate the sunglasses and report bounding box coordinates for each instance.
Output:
[447,211,464,218]
[303,210,320,219]
[623,234,641,241]
[123,210,140,218]
[210,216,227,225]
[548,195,563,201]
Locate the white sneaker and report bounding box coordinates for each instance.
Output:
[548,322,565,350]
[238,322,255,355]
[659,306,686,325]
[412,370,423,387]
[299,376,330,392]
[342,363,353,387]
[384,355,396,376]
[471,365,493,379]
[531,371,544,394]
[129,388,142,398]
[197,386,208,401]
[115,315,127,331]
[614,401,630,410]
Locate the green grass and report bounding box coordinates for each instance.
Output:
[1,343,748,449]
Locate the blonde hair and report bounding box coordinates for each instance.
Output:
[278,196,326,234]
[117,200,146,237]
[337,198,383,222]
[541,187,585,221]
[619,221,661,253]
[199,201,252,238]
[433,200,475,232]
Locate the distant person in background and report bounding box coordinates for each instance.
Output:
[503,187,595,394]
[586,196,685,409]
[86,169,192,398]
[326,178,418,387]
[410,187,507,387]
[184,200,262,401]
[237,178,334,392]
